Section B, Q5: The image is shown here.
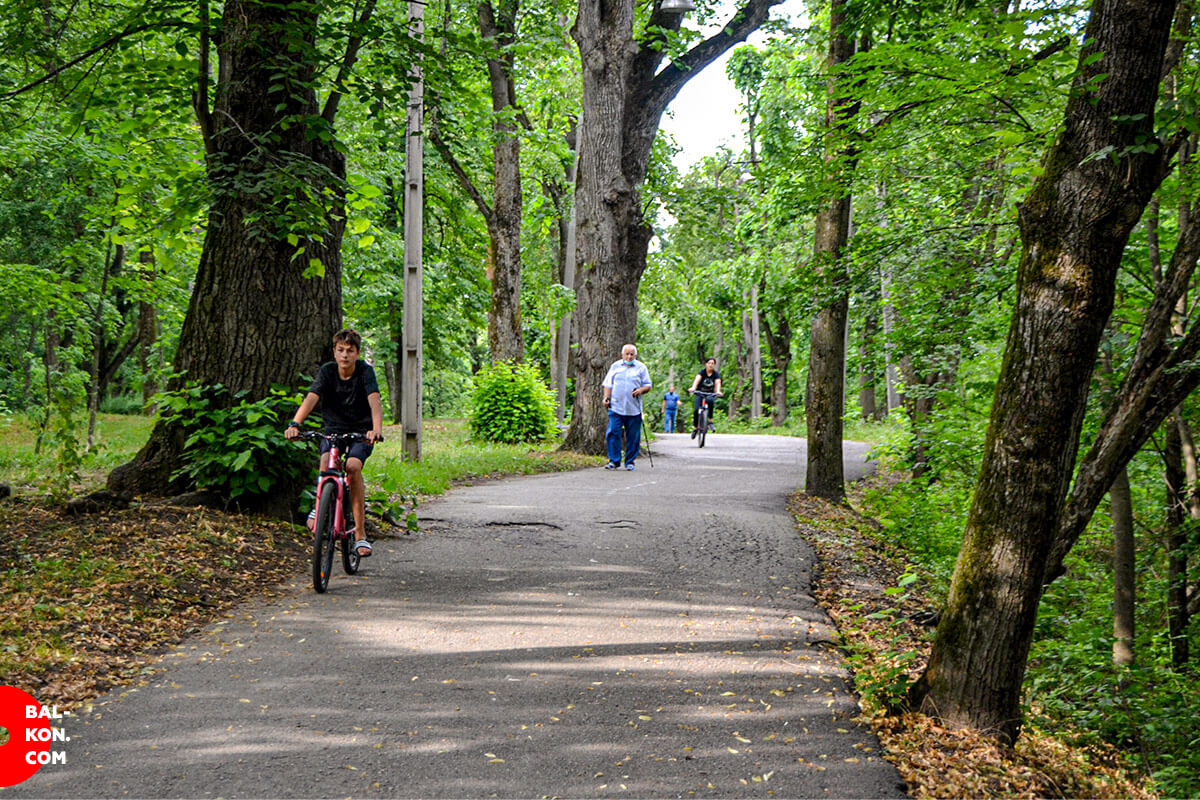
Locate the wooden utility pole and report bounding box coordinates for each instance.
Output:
[401,0,424,461]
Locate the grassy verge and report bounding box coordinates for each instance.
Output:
[364,418,595,497]
[0,414,594,711]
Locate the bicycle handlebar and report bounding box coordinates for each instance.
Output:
[293,431,385,443]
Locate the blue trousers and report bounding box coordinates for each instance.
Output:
[606,411,642,466]
[664,408,677,433]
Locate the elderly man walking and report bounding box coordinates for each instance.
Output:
[601,343,653,471]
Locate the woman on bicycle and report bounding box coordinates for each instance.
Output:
[284,329,383,558]
[687,357,722,439]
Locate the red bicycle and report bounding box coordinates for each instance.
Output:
[295,431,377,593]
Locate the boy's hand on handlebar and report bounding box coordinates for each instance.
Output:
[285,426,299,440]
[367,430,384,443]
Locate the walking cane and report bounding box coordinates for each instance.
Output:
[642,412,654,468]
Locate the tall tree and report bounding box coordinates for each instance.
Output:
[561,0,782,453]
[109,0,377,507]
[430,0,528,363]
[911,0,1181,743]
[804,0,858,499]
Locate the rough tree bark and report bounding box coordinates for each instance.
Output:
[108,0,373,513]
[804,0,858,500]
[911,0,1180,743]
[562,0,782,453]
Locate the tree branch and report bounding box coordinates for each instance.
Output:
[1049,215,1200,579]
[1,21,192,102]
[428,128,493,224]
[322,0,379,124]
[643,0,784,119]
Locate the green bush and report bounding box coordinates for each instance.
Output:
[468,361,558,444]
[99,393,146,415]
[155,383,313,499]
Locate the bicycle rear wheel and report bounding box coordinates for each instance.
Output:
[697,406,708,448]
[312,481,338,593]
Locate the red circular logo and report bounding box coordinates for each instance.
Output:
[0,685,52,787]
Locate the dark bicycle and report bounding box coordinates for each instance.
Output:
[691,391,719,448]
[294,431,378,593]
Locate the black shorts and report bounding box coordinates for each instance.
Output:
[320,437,374,464]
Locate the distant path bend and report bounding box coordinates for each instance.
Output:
[13,432,908,799]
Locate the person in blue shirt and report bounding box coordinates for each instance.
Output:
[601,343,653,471]
[661,385,680,433]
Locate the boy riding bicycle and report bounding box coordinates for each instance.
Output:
[285,329,383,558]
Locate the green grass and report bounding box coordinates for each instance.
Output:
[0,413,155,491]
[706,412,902,446]
[366,418,595,497]
[0,413,595,500]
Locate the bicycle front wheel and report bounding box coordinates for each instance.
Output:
[312,481,338,593]
[697,406,708,448]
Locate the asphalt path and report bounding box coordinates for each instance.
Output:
[11,432,908,799]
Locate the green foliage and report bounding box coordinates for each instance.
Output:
[156,384,312,500]
[36,402,85,505]
[468,361,558,444]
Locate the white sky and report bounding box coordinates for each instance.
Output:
[661,51,745,169]
[659,0,809,169]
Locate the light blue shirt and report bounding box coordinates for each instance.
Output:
[602,359,652,416]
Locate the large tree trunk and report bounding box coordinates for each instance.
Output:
[912,0,1178,743]
[481,0,524,363]
[804,0,857,501]
[108,0,347,507]
[562,0,781,453]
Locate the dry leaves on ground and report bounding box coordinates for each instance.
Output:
[0,497,309,710]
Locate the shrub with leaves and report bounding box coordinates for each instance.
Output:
[468,362,558,444]
[156,383,313,500]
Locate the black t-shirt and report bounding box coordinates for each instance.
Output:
[695,369,720,394]
[308,360,380,433]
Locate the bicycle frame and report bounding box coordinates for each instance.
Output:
[295,431,369,592]
[693,391,717,448]
[315,441,350,542]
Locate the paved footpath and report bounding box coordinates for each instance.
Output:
[9,433,908,799]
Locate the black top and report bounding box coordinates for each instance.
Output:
[308,360,380,433]
[695,369,720,394]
